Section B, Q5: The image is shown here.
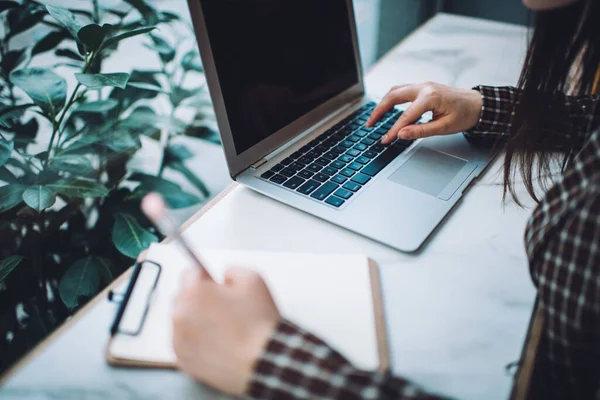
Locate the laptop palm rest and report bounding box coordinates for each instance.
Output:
[388,147,477,201]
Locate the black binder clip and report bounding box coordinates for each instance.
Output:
[109,260,162,337]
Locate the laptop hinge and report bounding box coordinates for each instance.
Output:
[250,158,268,170]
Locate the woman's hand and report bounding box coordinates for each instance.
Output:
[172,267,280,396]
[366,82,483,144]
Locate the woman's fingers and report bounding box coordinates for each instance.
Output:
[380,96,432,143]
[366,84,420,127]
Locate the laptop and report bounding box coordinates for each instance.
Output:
[186,0,495,252]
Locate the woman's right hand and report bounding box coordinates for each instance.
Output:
[366,82,484,144]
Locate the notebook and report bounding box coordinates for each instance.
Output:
[105,242,389,371]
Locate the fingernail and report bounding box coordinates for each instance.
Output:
[398,129,411,139]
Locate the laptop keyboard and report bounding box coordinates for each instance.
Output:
[259,101,414,208]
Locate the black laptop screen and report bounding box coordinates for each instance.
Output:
[201,0,360,155]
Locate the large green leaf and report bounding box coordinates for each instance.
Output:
[0,1,19,13]
[49,154,93,174]
[0,255,22,284]
[75,73,130,90]
[112,213,158,259]
[77,23,113,52]
[100,26,157,52]
[46,5,81,38]
[48,179,109,198]
[0,184,26,212]
[32,31,68,56]
[59,257,109,309]
[0,137,13,167]
[10,68,67,118]
[22,185,56,213]
[74,99,119,113]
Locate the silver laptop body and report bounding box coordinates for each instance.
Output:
[187,0,495,252]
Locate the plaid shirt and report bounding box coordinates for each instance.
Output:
[246,86,600,400]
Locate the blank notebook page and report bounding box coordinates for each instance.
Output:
[108,242,381,371]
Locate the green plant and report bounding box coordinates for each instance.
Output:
[0,0,216,374]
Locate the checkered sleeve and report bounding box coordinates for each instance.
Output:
[247,319,452,400]
[465,85,600,149]
[531,190,600,398]
[466,85,517,137]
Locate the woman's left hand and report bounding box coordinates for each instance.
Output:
[172,267,280,396]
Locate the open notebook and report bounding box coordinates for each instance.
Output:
[106,242,389,371]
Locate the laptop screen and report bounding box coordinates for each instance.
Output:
[201,0,360,155]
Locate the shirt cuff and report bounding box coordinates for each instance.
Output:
[466,85,516,137]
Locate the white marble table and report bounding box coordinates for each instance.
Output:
[0,13,535,400]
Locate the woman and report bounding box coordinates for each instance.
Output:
[170,0,600,398]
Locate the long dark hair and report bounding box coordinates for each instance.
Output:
[504,0,600,205]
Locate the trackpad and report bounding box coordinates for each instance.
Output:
[388,147,472,200]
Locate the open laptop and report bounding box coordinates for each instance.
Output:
[186,0,495,252]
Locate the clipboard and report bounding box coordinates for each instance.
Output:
[105,245,390,372]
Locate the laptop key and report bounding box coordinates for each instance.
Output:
[325,196,345,208]
[370,143,386,153]
[261,170,275,179]
[331,174,348,184]
[346,135,360,143]
[360,138,375,146]
[280,168,296,177]
[338,154,354,163]
[368,133,383,141]
[353,143,368,151]
[269,174,288,184]
[331,160,346,169]
[355,156,370,164]
[322,166,338,176]
[346,149,361,157]
[311,182,339,201]
[315,157,331,167]
[313,172,329,183]
[355,128,370,137]
[348,162,363,171]
[306,163,322,173]
[322,151,337,161]
[283,176,305,190]
[361,144,404,176]
[340,140,353,148]
[297,179,321,195]
[298,170,314,179]
[351,173,371,185]
[290,161,305,170]
[298,156,313,165]
[332,145,346,154]
[281,157,294,165]
[363,150,377,159]
[340,168,356,178]
[343,181,361,192]
[334,188,353,200]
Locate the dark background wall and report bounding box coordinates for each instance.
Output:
[376,0,530,59]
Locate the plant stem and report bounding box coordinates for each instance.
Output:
[44,54,94,166]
